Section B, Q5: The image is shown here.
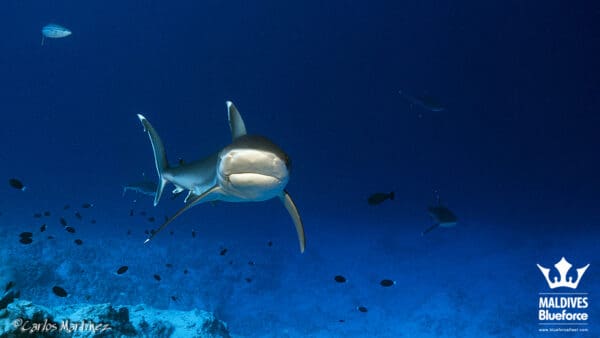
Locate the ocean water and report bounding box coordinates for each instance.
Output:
[1,1,599,337]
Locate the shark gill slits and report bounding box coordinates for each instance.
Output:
[82,203,93,209]
[357,306,368,313]
[116,266,128,275]
[74,239,83,245]
[153,274,161,281]
[8,178,26,191]
[40,224,47,232]
[64,226,76,234]
[219,248,228,256]
[59,217,67,226]
[52,286,68,297]
[380,279,395,287]
[334,275,347,283]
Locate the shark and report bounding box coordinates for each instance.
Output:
[137,101,306,253]
[421,192,457,235]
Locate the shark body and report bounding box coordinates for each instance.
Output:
[137,101,306,252]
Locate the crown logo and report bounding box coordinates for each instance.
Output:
[537,257,590,289]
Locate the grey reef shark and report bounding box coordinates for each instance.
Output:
[137,101,306,253]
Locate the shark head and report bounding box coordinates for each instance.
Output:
[217,135,290,201]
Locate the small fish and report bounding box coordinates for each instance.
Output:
[183,269,189,274]
[267,241,273,247]
[47,235,55,240]
[64,226,76,233]
[19,237,33,244]
[171,296,178,302]
[368,192,394,206]
[40,224,47,232]
[116,266,128,275]
[357,306,368,313]
[380,279,395,287]
[75,211,82,220]
[4,281,15,292]
[398,90,445,112]
[334,275,347,283]
[20,232,33,238]
[81,203,93,209]
[165,263,173,268]
[74,239,83,245]
[245,277,252,283]
[147,216,155,223]
[191,230,196,238]
[60,217,67,226]
[44,211,51,216]
[8,178,26,191]
[41,24,72,46]
[52,286,68,297]
[153,274,161,281]
[220,248,228,256]
[248,261,255,266]
[33,213,42,218]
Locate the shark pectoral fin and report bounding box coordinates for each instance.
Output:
[421,223,440,236]
[144,185,221,244]
[226,101,247,140]
[279,190,306,253]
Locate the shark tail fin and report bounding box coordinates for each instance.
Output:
[137,114,169,206]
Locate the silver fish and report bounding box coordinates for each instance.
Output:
[41,24,71,45]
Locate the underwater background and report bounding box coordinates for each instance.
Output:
[1,1,599,337]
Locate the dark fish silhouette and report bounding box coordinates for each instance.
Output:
[52,286,68,297]
[40,224,47,232]
[8,178,26,191]
[74,239,83,245]
[334,275,347,283]
[60,218,67,226]
[19,237,32,245]
[367,192,394,205]
[75,211,82,220]
[64,226,76,233]
[153,274,161,281]
[44,211,51,216]
[357,306,368,313]
[220,248,228,256]
[380,279,395,287]
[81,203,93,209]
[20,232,33,238]
[116,266,128,275]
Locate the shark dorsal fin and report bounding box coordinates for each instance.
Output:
[226,101,247,140]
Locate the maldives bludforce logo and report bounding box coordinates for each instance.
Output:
[537,257,590,333]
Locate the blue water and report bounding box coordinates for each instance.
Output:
[1,1,599,337]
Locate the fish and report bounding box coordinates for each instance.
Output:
[8,178,26,191]
[137,101,306,252]
[165,263,173,268]
[357,306,368,313]
[380,279,395,287]
[40,224,47,232]
[245,277,252,283]
[19,237,32,245]
[220,248,228,256]
[183,269,189,274]
[64,226,76,233]
[116,266,128,275]
[20,232,33,238]
[267,241,273,247]
[41,24,71,46]
[123,181,157,197]
[398,90,445,112]
[147,216,155,223]
[60,217,67,226]
[367,192,394,206]
[43,211,51,216]
[153,274,161,281]
[51,286,68,297]
[81,203,93,209]
[74,239,83,245]
[191,230,196,238]
[422,196,458,235]
[334,275,347,283]
[75,211,82,220]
